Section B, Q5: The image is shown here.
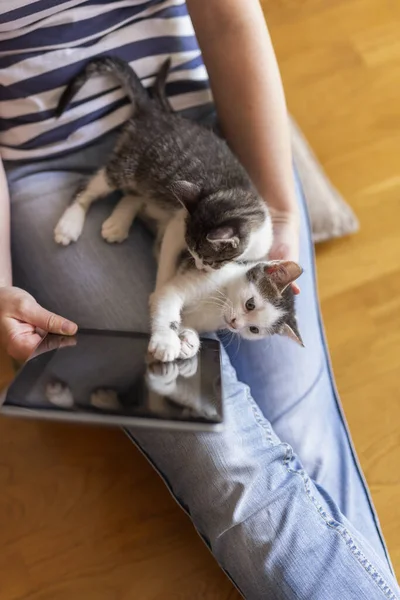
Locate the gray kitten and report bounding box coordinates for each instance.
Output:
[53,58,303,361]
[53,56,273,288]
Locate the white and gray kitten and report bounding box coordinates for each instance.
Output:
[149,258,303,362]
[52,57,302,361]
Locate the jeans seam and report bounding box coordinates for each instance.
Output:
[247,388,398,600]
[123,429,246,599]
[293,168,395,576]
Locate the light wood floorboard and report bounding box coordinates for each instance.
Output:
[0,1,398,595]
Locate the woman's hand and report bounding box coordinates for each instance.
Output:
[268,207,301,295]
[0,286,77,362]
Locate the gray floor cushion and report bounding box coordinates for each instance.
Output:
[290,116,359,243]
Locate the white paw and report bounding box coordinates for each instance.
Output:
[178,355,198,378]
[101,216,130,243]
[146,362,179,395]
[54,203,86,245]
[45,382,74,408]
[148,330,182,362]
[90,389,120,411]
[147,361,179,379]
[179,328,200,360]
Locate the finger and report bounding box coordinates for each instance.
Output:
[22,302,77,336]
[292,283,301,295]
[35,327,47,338]
[269,242,299,263]
[7,332,43,363]
[269,243,290,261]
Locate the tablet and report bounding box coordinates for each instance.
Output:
[0,329,223,432]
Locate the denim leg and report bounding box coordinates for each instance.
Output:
[128,348,399,600]
[6,132,156,332]
[221,174,393,569]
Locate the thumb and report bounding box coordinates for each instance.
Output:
[25,302,78,335]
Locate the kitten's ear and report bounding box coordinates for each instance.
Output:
[169,180,202,212]
[280,322,304,347]
[207,227,240,249]
[264,261,303,293]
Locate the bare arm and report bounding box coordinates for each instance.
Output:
[0,159,12,287]
[187,0,300,267]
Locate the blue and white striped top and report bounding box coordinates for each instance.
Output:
[0,0,212,161]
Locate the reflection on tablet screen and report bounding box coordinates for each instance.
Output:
[3,330,223,429]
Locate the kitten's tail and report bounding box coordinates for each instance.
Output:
[56,56,149,118]
[151,58,173,113]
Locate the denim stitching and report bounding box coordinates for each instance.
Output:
[123,429,246,599]
[293,169,395,574]
[124,390,397,600]
[249,392,274,445]
[247,389,398,600]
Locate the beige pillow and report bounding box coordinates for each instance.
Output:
[289,116,359,243]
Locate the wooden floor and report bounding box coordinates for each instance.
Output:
[1,1,399,597]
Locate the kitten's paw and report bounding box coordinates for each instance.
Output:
[101,215,130,243]
[178,355,198,378]
[54,203,85,245]
[147,361,179,379]
[148,330,181,362]
[146,362,179,395]
[90,389,120,411]
[179,328,200,360]
[45,381,74,408]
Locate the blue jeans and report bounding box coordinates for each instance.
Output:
[6,116,399,598]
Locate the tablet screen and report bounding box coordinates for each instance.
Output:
[2,330,223,432]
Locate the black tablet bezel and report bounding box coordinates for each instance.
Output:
[0,329,224,432]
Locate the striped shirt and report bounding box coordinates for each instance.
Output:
[0,0,212,161]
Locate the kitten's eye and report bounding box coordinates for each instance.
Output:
[245,298,256,311]
[249,326,259,335]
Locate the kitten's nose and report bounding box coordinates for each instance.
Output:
[230,318,238,330]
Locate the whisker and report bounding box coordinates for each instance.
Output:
[205,299,226,308]
[208,296,227,308]
[184,298,225,314]
[223,330,238,352]
[232,333,241,359]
